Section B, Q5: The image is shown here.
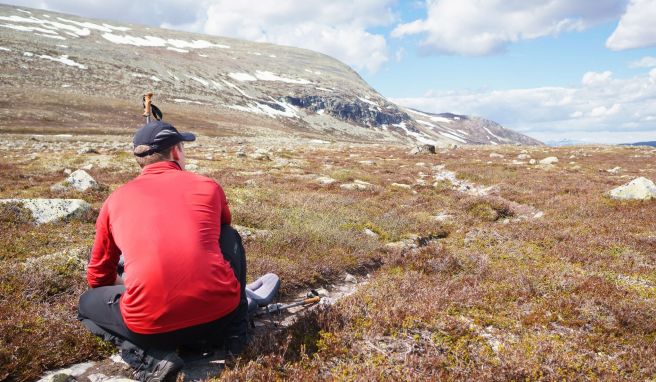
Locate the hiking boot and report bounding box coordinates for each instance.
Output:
[131,349,184,382]
[224,334,248,357]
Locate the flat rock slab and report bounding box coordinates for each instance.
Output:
[0,198,91,224]
[340,179,374,191]
[608,177,656,200]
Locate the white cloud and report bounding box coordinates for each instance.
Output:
[606,0,656,50]
[392,0,628,55]
[630,56,656,68]
[589,103,621,117]
[5,0,396,73]
[392,69,656,144]
[194,0,394,73]
[582,70,613,85]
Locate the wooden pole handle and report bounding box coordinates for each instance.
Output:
[303,296,321,305]
[143,92,153,117]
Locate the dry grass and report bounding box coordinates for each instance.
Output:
[1,136,656,381]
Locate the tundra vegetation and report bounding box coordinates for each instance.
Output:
[1,132,655,381]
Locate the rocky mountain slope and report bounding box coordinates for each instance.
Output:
[0,4,542,146]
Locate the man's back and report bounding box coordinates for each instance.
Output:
[87,161,240,334]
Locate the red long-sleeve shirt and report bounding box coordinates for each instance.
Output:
[87,161,240,334]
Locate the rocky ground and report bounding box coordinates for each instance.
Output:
[2,131,656,381]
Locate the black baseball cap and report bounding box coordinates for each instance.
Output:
[132,121,196,157]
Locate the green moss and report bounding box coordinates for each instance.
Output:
[468,202,499,221]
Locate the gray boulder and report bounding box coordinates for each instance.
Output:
[52,170,98,192]
[340,180,374,191]
[539,156,559,165]
[0,199,92,224]
[409,145,436,155]
[315,176,337,185]
[608,177,656,200]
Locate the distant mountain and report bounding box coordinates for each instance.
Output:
[0,4,541,146]
[621,141,656,147]
[405,109,543,146]
[546,139,589,147]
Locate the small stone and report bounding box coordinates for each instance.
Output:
[186,164,199,171]
[539,157,559,165]
[409,144,436,155]
[529,159,537,165]
[344,273,357,283]
[390,182,412,190]
[77,147,100,154]
[434,213,452,222]
[607,166,622,174]
[363,228,379,238]
[315,176,336,185]
[249,152,271,161]
[489,153,504,158]
[517,153,531,160]
[385,239,416,251]
[87,374,108,382]
[51,373,74,382]
[340,180,373,191]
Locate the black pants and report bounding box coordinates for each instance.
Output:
[78,225,248,351]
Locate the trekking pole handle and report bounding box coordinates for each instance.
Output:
[143,92,153,123]
[303,296,321,305]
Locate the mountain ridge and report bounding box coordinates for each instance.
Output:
[0,4,542,146]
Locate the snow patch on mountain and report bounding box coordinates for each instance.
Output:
[38,54,86,69]
[438,132,467,143]
[254,71,310,84]
[228,100,298,119]
[101,33,228,50]
[228,72,257,82]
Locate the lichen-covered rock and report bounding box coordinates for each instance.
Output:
[0,198,92,224]
[51,169,98,192]
[249,148,271,161]
[340,180,374,191]
[390,182,412,190]
[539,156,559,165]
[608,177,656,200]
[315,176,337,185]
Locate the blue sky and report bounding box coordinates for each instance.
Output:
[4,0,656,144]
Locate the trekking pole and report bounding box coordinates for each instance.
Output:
[143,92,153,123]
[265,296,321,315]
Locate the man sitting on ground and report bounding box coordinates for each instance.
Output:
[78,121,248,381]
